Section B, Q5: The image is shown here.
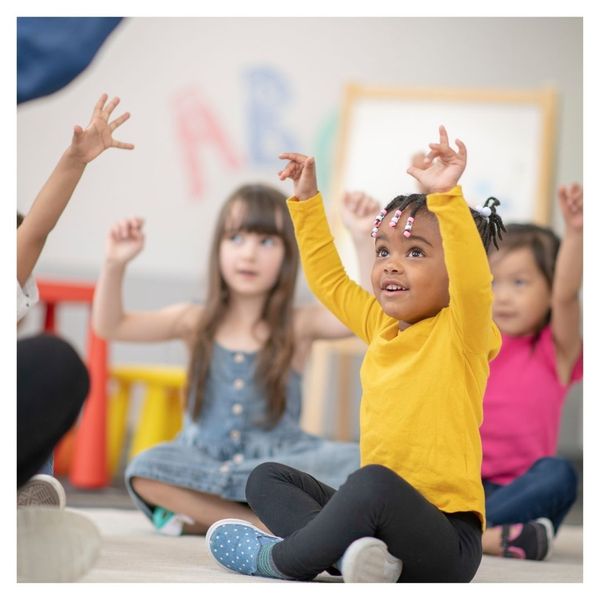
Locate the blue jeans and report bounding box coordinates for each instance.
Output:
[483,457,578,533]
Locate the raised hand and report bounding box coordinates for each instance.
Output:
[406,125,466,193]
[558,183,583,232]
[278,153,318,201]
[340,190,381,238]
[69,93,134,165]
[106,217,145,265]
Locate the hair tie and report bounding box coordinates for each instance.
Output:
[403,216,415,238]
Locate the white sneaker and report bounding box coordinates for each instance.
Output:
[340,537,403,583]
[17,474,66,509]
[17,507,101,582]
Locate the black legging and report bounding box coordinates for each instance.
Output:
[246,462,482,582]
[17,334,89,488]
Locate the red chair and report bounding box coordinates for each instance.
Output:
[37,279,108,489]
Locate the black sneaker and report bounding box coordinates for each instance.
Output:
[501,518,554,561]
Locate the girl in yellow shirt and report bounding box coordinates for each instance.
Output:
[206,127,505,582]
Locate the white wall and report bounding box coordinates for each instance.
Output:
[17,17,583,451]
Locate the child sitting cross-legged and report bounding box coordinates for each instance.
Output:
[205,127,506,583]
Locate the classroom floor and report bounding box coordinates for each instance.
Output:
[72,507,582,583]
[58,458,584,584]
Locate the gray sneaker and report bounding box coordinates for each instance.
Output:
[340,537,403,583]
[17,507,101,582]
[17,474,66,509]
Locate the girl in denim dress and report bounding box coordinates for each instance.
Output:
[92,183,362,535]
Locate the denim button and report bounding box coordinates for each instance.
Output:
[232,403,243,415]
[233,378,245,390]
[219,462,230,473]
[230,430,241,442]
[233,353,245,363]
[233,453,244,464]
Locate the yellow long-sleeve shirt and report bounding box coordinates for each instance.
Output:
[287,186,501,527]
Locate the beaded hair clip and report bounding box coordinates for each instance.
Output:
[371,208,388,238]
[403,216,415,238]
[389,209,402,228]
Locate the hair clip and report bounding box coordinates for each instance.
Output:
[475,205,492,218]
[389,209,402,228]
[403,216,415,238]
[373,208,387,227]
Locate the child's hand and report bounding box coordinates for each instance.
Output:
[558,183,583,232]
[106,217,145,265]
[407,125,466,193]
[68,94,134,165]
[278,153,318,201]
[340,191,380,238]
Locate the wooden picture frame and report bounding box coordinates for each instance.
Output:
[327,84,557,279]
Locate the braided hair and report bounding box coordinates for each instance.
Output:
[377,193,506,252]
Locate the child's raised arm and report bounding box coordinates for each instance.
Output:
[279,153,387,344]
[92,217,198,344]
[17,93,134,287]
[408,126,496,355]
[552,183,583,383]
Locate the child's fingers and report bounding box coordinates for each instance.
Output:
[424,147,441,163]
[357,194,373,216]
[110,112,131,131]
[93,93,108,118]
[455,138,467,160]
[103,96,121,119]
[129,218,145,236]
[557,185,567,202]
[570,183,583,201]
[112,139,135,150]
[72,125,84,140]
[278,162,300,180]
[438,125,449,147]
[407,166,423,179]
[279,152,308,162]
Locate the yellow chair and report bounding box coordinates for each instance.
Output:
[107,365,187,476]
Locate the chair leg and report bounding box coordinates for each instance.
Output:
[107,381,130,477]
[129,384,171,459]
[166,388,184,439]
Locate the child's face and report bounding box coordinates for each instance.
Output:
[489,247,552,336]
[219,203,285,299]
[371,210,449,329]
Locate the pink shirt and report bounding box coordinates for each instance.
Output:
[481,325,583,484]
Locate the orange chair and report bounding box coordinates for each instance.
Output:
[37,278,109,489]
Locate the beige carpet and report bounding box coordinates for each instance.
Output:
[74,508,583,583]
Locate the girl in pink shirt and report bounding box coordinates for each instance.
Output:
[481,184,583,561]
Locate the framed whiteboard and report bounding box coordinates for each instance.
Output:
[329,84,557,279]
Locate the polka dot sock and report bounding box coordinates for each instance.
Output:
[206,519,291,579]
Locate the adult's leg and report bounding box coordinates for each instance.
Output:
[485,457,578,532]
[17,334,89,488]
[247,463,481,582]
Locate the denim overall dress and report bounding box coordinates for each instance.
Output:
[125,342,360,521]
